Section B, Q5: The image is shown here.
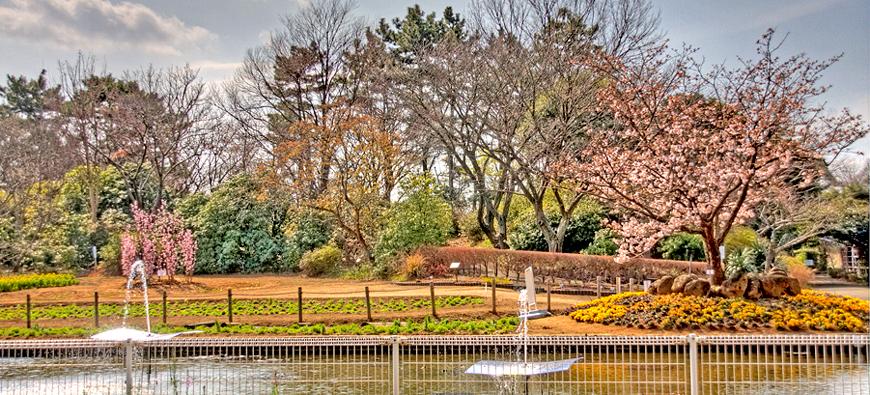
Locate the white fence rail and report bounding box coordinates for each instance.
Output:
[0,334,867,394]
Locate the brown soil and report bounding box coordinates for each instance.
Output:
[0,274,594,329]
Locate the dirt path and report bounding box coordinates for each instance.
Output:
[0,275,591,307]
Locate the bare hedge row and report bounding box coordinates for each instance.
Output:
[413,246,706,283]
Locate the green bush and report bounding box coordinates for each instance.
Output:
[582,229,619,256]
[285,211,333,270]
[190,175,291,274]
[299,245,342,277]
[725,247,764,279]
[0,273,78,292]
[508,199,605,253]
[376,175,452,263]
[656,233,706,261]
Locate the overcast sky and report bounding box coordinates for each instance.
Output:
[1,0,867,155]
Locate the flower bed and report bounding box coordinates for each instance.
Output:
[568,290,869,333]
[0,274,78,293]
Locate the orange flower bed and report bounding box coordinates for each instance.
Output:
[568,290,869,332]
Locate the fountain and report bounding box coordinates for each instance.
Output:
[91,260,199,342]
[465,267,581,394]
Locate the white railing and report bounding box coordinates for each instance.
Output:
[0,334,867,394]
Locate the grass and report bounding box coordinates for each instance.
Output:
[0,316,520,338]
[0,273,78,293]
[0,295,484,321]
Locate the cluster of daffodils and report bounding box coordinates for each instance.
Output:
[568,290,868,333]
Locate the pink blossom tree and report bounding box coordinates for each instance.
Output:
[121,203,198,282]
[568,30,867,284]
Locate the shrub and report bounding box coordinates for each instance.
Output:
[285,211,333,270]
[508,199,605,253]
[0,273,78,292]
[656,233,706,261]
[786,262,815,286]
[190,175,290,274]
[400,253,426,279]
[412,246,706,281]
[299,245,342,277]
[458,212,485,244]
[725,247,763,279]
[376,175,452,263]
[582,229,619,256]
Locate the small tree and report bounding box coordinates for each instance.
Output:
[120,203,197,282]
[376,175,453,262]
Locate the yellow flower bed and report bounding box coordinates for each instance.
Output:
[568,290,869,333]
[0,273,78,292]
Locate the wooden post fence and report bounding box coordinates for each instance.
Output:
[94,291,99,328]
[25,294,31,329]
[491,278,497,315]
[364,286,372,322]
[429,283,437,318]
[546,284,551,313]
[629,278,636,292]
[616,277,622,294]
[227,289,233,323]
[297,287,303,324]
[162,291,168,325]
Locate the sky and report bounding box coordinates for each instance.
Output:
[0,0,867,156]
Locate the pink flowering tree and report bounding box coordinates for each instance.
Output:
[568,30,867,284]
[120,203,198,282]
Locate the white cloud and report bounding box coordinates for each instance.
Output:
[0,0,217,56]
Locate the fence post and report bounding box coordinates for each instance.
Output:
[546,284,551,313]
[227,289,233,323]
[125,339,134,395]
[688,334,700,395]
[162,290,167,325]
[297,287,303,324]
[616,277,622,294]
[491,278,497,315]
[629,278,635,292]
[94,291,100,328]
[25,294,31,329]
[391,337,400,395]
[429,283,437,319]
[595,276,601,298]
[365,286,372,322]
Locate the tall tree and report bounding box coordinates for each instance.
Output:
[568,30,868,284]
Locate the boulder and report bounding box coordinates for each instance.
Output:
[683,279,711,297]
[649,276,675,295]
[761,275,790,298]
[744,275,762,300]
[720,275,749,298]
[784,277,801,296]
[671,274,698,294]
[767,267,788,277]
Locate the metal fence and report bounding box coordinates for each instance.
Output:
[0,334,867,394]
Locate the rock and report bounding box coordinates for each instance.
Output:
[720,275,749,298]
[761,275,790,298]
[744,275,762,300]
[768,267,788,277]
[784,277,801,296]
[650,276,675,295]
[683,279,711,297]
[708,285,723,298]
[671,274,698,294]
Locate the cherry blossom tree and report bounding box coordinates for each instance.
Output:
[120,203,197,281]
[568,30,868,284]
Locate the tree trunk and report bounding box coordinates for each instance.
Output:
[702,227,725,285]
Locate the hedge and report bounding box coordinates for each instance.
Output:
[413,246,706,282]
[0,273,79,293]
